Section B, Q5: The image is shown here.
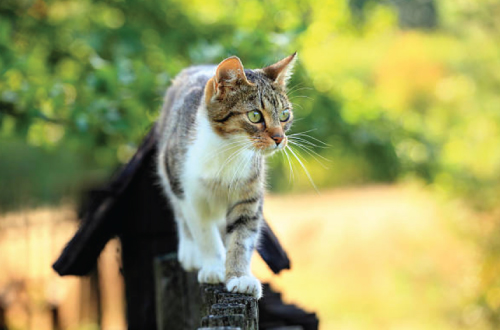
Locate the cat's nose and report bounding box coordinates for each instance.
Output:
[271,134,284,145]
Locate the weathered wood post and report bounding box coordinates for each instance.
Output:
[154,253,201,330]
[154,253,259,330]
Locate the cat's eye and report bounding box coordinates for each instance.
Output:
[279,109,290,122]
[248,110,263,123]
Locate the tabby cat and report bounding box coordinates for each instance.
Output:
[156,53,296,298]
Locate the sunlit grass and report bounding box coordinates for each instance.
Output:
[253,184,482,329]
[0,184,490,329]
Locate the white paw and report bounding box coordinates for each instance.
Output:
[198,263,225,284]
[178,240,202,271]
[226,275,262,299]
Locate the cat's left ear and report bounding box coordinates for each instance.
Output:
[262,52,297,87]
[210,56,253,100]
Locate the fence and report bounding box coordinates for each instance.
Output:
[154,253,258,330]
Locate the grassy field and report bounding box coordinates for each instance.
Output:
[253,184,480,330]
[0,184,482,329]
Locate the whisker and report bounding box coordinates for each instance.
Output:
[288,136,330,149]
[287,87,313,96]
[283,147,295,183]
[287,145,320,194]
[279,149,287,181]
[209,143,245,159]
[288,140,331,162]
[288,136,321,147]
[288,141,330,169]
[216,149,243,177]
[233,148,259,194]
[288,128,318,136]
[289,95,314,101]
[215,144,251,178]
[289,146,309,163]
[229,148,251,193]
[287,83,308,95]
[203,138,247,161]
[288,132,331,147]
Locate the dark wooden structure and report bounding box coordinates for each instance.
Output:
[154,253,259,330]
[52,125,319,329]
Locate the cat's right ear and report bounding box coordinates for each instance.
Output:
[262,52,297,87]
[206,56,253,101]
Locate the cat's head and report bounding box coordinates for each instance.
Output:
[205,53,297,154]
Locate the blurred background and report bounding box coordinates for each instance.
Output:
[1,0,500,329]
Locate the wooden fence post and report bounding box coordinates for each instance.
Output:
[154,253,259,330]
[154,253,201,330]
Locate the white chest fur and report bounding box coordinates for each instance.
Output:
[181,108,258,220]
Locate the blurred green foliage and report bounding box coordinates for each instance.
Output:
[0,1,498,196]
[1,0,499,203]
[1,0,500,326]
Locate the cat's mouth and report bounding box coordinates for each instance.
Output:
[258,137,288,155]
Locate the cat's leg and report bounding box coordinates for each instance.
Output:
[181,204,226,284]
[157,151,202,270]
[176,215,202,271]
[224,199,263,298]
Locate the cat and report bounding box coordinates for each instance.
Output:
[156,53,296,298]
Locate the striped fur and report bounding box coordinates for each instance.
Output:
[156,54,296,298]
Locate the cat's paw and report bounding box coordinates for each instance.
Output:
[226,275,262,299]
[178,240,202,271]
[198,264,225,284]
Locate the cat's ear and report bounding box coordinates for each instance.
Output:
[208,56,253,100]
[262,52,297,87]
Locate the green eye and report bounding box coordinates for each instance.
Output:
[279,109,290,122]
[248,110,263,123]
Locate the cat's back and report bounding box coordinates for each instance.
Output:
[156,65,216,141]
[172,65,216,94]
[156,65,217,199]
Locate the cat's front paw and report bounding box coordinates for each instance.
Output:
[226,275,262,299]
[198,264,225,284]
[178,240,202,271]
